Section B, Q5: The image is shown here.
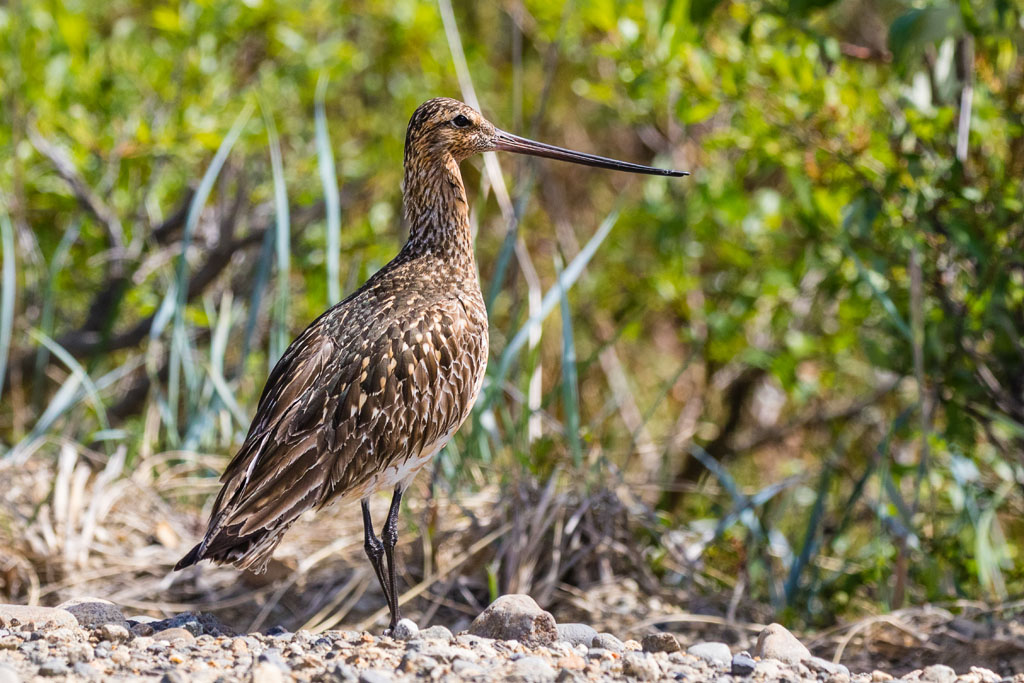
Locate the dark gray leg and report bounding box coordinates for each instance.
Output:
[362,499,395,622]
[381,487,404,631]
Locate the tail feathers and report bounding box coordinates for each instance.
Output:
[174,543,204,571]
[173,523,292,574]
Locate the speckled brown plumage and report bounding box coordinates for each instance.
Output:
[175,97,686,631]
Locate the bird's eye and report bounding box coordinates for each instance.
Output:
[451,114,471,128]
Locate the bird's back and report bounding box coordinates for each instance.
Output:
[176,252,487,572]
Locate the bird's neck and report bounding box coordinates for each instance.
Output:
[400,152,476,274]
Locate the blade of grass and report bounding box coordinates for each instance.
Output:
[242,226,276,369]
[152,101,254,437]
[483,207,621,405]
[315,71,342,305]
[261,99,291,367]
[27,328,110,433]
[784,463,834,605]
[556,255,582,467]
[32,220,80,408]
[0,213,15,407]
[9,356,143,462]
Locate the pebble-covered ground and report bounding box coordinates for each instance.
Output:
[0,596,1017,682]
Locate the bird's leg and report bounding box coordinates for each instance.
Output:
[381,486,404,631]
[361,499,395,623]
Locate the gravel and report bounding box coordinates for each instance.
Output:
[0,599,1010,682]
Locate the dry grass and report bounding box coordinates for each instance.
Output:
[0,442,720,635]
[4,445,1024,675]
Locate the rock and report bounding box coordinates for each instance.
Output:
[452,659,483,675]
[970,667,1001,683]
[805,655,850,676]
[556,623,597,647]
[72,662,95,678]
[731,651,757,676]
[590,632,625,654]
[922,665,957,683]
[622,652,661,680]
[56,597,127,629]
[358,669,394,683]
[468,594,557,647]
[38,658,69,676]
[129,622,154,637]
[391,618,418,641]
[418,625,454,641]
[753,623,811,663]
[67,642,94,663]
[399,653,439,674]
[98,623,131,642]
[641,632,680,653]
[687,641,731,665]
[0,604,78,631]
[149,612,228,637]
[251,661,285,683]
[154,627,195,644]
[510,655,556,681]
[0,664,18,683]
[159,672,188,683]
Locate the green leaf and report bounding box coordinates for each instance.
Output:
[889,6,964,68]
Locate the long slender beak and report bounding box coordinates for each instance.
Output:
[492,130,688,177]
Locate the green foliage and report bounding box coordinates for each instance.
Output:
[1,0,1022,627]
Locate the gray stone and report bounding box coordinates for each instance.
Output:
[251,662,284,683]
[72,662,95,678]
[418,624,454,641]
[511,655,556,681]
[326,663,359,681]
[0,604,78,631]
[98,623,131,642]
[153,627,194,644]
[358,669,394,683]
[67,642,94,663]
[468,594,557,647]
[38,658,69,676]
[731,652,757,676]
[126,615,161,624]
[622,652,661,680]
[753,623,811,663]
[641,632,681,653]
[806,656,851,676]
[0,664,19,683]
[556,623,597,647]
[130,622,154,637]
[452,659,483,675]
[399,652,439,674]
[258,649,291,672]
[148,612,228,637]
[687,641,731,665]
[921,665,957,683]
[590,632,625,654]
[969,667,1001,683]
[159,672,188,683]
[586,648,610,660]
[391,618,418,641]
[56,597,126,629]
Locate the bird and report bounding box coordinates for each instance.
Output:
[174,97,687,632]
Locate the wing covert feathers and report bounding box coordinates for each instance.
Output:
[177,257,488,573]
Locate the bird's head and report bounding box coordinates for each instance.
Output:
[405,97,688,177]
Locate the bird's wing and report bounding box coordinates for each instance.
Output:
[194,287,484,555]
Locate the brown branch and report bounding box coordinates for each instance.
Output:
[28,124,126,250]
